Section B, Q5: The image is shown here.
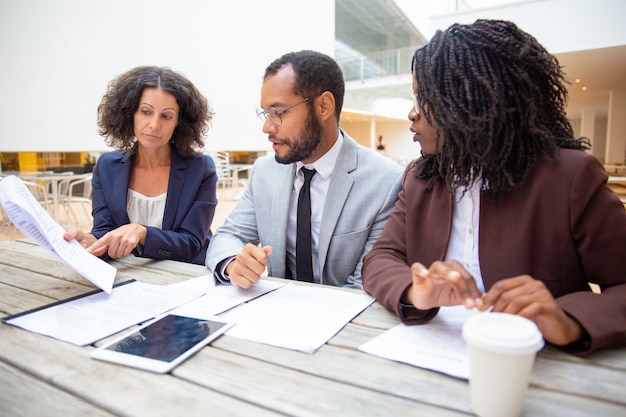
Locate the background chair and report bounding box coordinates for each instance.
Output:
[0,179,53,239]
[59,174,92,227]
[0,205,11,236]
[22,179,54,212]
[207,151,236,199]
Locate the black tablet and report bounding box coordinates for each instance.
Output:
[91,313,234,373]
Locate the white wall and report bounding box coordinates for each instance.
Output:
[377,120,421,165]
[403,0,626,53]
[0,0,335,152]
[341,117,421,166]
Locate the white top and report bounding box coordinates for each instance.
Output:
[445,180,485,293]
[126,190,166,229]
[286,132,343,283]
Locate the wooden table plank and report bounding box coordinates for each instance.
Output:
[0,241,89,283]
[539,344,626,371]
[351,301,401,330]
[209,332,626,415]
[0,263,94,300]
[0,324,282,417]
[0,361,115,417]
[111,254,209,277]
[175,346,467,417]
[2,240,625,417]
[4,240,207,287]
[0,281,57,317]
[0,240,131,289]
[327,322,384,349]
[532,355,626,406]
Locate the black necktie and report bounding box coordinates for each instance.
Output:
[296,167,316,282]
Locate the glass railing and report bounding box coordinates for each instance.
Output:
[337,46,419,82]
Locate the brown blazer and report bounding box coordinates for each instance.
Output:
[362,148,626,355]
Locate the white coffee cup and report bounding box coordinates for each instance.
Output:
[462,313,544,417]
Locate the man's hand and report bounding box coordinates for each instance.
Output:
[225,244,272,289]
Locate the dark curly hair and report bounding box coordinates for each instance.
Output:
[411,19,589,202]
[97,66,213,157]
[264,50,345,121]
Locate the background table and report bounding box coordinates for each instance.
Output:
[0,240,624,416]
[17,172,90,221]
[228,163,254,200]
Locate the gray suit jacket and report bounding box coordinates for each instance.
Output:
[206,129,403,289]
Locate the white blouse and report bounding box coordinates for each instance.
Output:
[126,190,166,229]
[445,180,484,292]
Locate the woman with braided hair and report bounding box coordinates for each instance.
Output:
[362,20,626,354]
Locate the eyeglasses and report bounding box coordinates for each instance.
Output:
[411,90,421,115]
[256,97,312,126]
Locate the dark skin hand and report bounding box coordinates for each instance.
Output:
[404,260,584,346]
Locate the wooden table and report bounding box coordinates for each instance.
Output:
[0,240,624,416]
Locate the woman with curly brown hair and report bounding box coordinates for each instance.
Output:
[362,20,626,355]
[64,66,217,265]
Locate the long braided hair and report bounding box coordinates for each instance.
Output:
[411,19,589,202]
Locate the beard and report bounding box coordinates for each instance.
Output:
[273,110,323,164]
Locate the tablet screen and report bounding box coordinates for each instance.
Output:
[105,314,227,362]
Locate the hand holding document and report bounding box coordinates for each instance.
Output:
[0,175,115,293]
[169,275,285,317]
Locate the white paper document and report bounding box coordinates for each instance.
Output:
[3,281,204,345]
[170,275,285,317]
[220,283,375,354]
[0,175,116,293]
[359,305,481,380]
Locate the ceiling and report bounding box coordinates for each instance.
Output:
[556,45,626,119]
[336,0,626,123]
[343,45,626,123]
[335,0,427,54]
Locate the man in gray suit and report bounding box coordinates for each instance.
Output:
[206,50,403,289]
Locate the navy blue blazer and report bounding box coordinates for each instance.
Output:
[91,149,218,264]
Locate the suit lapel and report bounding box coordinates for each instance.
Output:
[317,132,357,269]
[113,153,132,223]
[268,163,296,278]
[162,151,186,230]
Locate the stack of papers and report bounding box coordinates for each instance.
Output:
[2,275,284,346]
[170,275,285,317]
[220,283,375,354]
[3,281,204,345]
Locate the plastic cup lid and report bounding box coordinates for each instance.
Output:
[462,312,545,355]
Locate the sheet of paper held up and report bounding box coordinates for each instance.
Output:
[219,283,375,354]
[3,281,204,346]
[359,305,481,380]
[169,275,285,317]
[0,175,115,293]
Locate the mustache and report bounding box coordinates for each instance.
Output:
[269,135,288,145]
